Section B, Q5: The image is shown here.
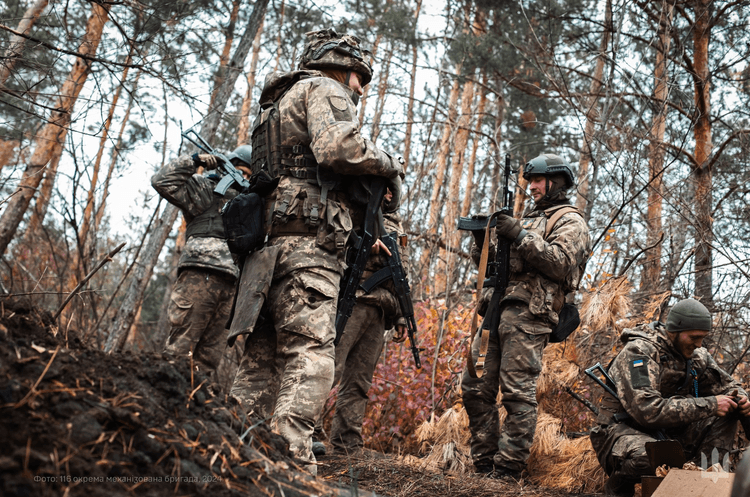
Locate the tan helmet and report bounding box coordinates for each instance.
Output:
[298,28,373,86]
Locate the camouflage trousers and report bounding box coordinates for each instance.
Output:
[329,302,386,451]
[164,268,235,375]
[590,414,740,488]
[461,302,549,472]
[230,267,338,475]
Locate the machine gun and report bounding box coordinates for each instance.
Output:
[335,177,387,345]
[181,126,250,195]
[360,231,421,368]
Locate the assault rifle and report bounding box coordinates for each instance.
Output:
[335,177,387,344]
[458,153,514,336]
[181,126,250,195]
[361,231,421,368]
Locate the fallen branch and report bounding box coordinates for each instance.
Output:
[53,242,126,322]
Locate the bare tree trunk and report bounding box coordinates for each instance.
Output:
[103,0,270,353]
[0,0,49,87]
[93,66,144,234]
[209,0,241,110]
[0,2,110,257]
[691,0,713,307]
[461,72,488,218]
[358,33,383,128]
[272,0,286,72]
[79,46,136,255]
[370,41,393,144]
[575,0,611,221]
[417,72,461,296]
[640,1,673,296]
[402,0,423,173]
[237,20,264,147]
[21,145,62,247]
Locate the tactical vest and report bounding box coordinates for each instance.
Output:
[185,190,237,240]
[250,77,343,235]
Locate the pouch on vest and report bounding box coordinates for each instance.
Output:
[221,192,265,256]
[549,302,580,343]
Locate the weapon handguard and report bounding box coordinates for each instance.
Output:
[361,232,421,368]
[181,128,250,195]
[334,177,387,344]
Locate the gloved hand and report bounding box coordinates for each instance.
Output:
[495,213,526,242]
[192,153,219,169]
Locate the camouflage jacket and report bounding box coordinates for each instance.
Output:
[151,154,239,279]
[356,213,409,329]
[259,70,402,277]
[471,201,591,327]
[598,322,746,429]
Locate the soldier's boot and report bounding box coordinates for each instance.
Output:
[604,473,636,497]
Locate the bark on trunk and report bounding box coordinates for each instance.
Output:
[418,72,461,296]
[402,0,423,173]
[640,1,673,296]
[691,0,713,307]
[575,0,611,221]
[236,20,264,147]
[0,0,50,87]
[209,0,241,109]
[370,42,392,145]
[0,2,110,257]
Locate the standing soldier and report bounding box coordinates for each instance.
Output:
[325,207,409,455]
[151,146,252,380]
[228,28,403,474]
[462,153,591,478]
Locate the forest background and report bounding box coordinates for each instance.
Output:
[2,0,750,461]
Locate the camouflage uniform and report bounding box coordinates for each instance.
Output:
[328,214,407,452]
[589,322,747,493]
[229,62,402,472]
[461,191,591,473]
[151,155,240,376]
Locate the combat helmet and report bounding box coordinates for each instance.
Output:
[227,144,252,167]
[299,28,373,86]
[523,153,575,189]
[666,298,712,333]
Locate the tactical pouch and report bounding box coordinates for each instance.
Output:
[549,302,580,343]
[221,192,265,256]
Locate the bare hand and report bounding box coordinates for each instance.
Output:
[736,396,750,416]
[198,154,219,169]
[392,324,407,343]
[716,395,738,416]
[371,239,392,256]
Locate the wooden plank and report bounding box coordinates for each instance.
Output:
[651,469,734,497]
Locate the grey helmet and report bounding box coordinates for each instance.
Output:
[227,144,252,167]
[666,298,712,333]
[298,28,373,86]
[522,153,575,189]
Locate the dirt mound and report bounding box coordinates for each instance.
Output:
[0,297,368,497]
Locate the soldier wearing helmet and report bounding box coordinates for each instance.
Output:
[228,28,403,475]
[151,145,252,382]
[590,298,750,496]
[462,153,591,479]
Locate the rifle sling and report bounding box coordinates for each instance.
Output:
[467,204,583,371]
[466,212,501,379]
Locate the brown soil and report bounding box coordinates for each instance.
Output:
[0,297,595,497]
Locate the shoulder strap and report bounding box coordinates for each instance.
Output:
[544,205,583,239]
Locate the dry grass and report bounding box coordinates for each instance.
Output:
[527,413,605,494]
[414,406,604,494]
[579,276,633,334]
